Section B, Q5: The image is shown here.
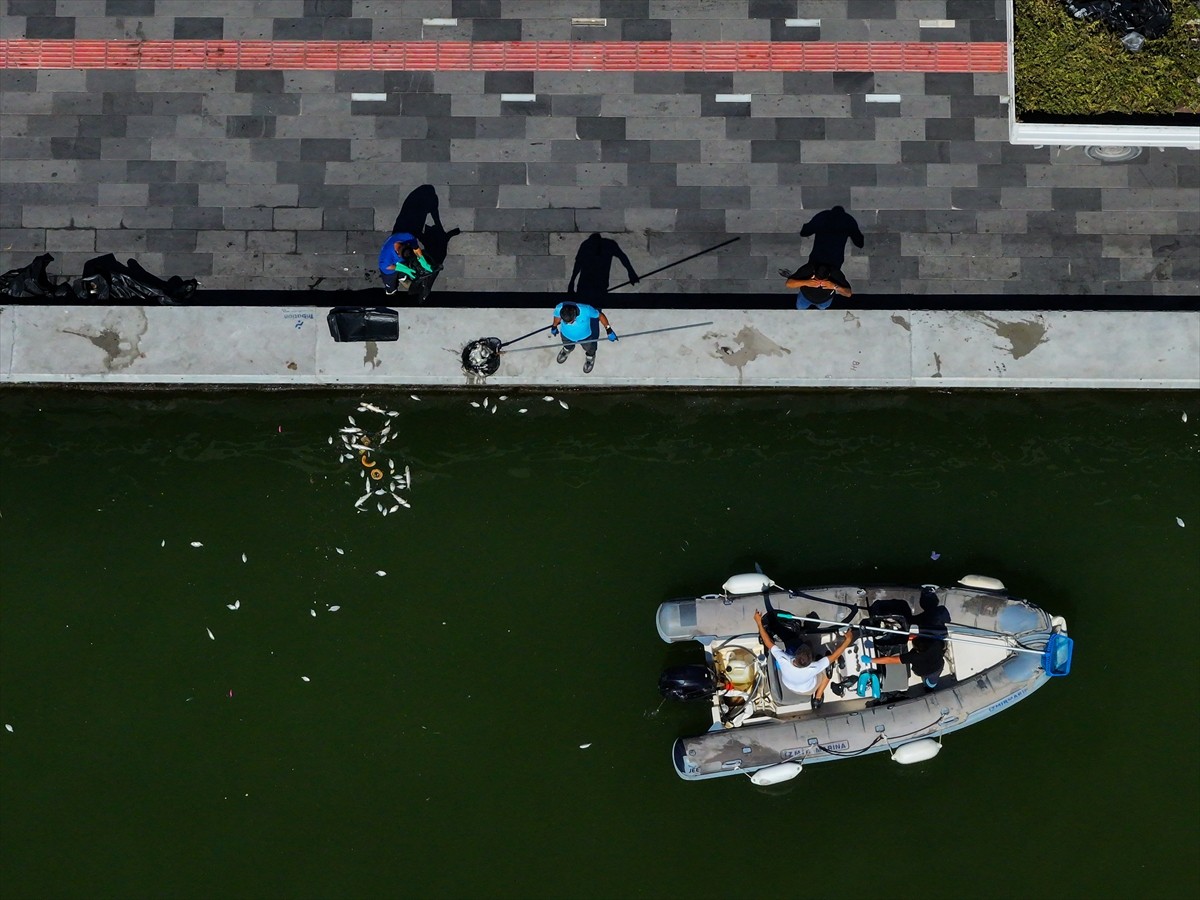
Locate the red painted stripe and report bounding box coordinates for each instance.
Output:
[0,39,1007,72]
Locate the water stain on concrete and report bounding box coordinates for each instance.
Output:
[363,341,380,369]
[62,309,148,372]
[969,312,1050,360]
[706,326,790,383]
[891,314,911,332]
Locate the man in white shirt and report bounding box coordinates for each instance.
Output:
[754,610,857,710]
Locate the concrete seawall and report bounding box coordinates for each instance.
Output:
[1,305,1196,390]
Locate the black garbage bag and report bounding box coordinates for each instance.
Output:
[76,253,199,304]
[327,307,399,342]
[1061,0,1173,40]
[0,253,77,299]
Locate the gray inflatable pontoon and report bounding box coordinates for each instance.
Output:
[657,572,1073,783]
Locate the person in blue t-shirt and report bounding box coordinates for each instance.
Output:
[550,301,618,374]
[378,232,432,295]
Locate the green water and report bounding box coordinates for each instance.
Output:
[1,388,1197,900]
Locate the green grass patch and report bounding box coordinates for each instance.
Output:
[1014,0,1200,117]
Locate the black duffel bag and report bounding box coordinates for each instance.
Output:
[326,307,399,342]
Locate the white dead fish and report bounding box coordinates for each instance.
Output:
[310,609,316,617]
[579,743,592,749]
[335,547,345,555]
[491,406,497,414]
[409,395,420,402]
[206,627,215,640]
[1178,517,1186,527]
[241,553,247,563]
[340,427,362,434]
[301,676,311,682]
[354,493,371,509]
[4,724,12,733]
[404,465,411,484]
[499,395,508,401]
[349,443,372,453]
[328,605,341,612]
[470,401,480,408]
[396,497,411,509]
[347,415,357,425]
[375,489,386,495]
[376,570,387,576]
[362,402,385,414]
[190,541,204,548]
[482,397,489,409]
[389,460,396,471]
[519,408,528,414]
[543,395,554,401]
[559,400,569,410]
[161,540,165,547]
[1184,412,1189,423]
[226,601,240,611]
[389,505,400,513]
[376,503,384,513]
[381,507,389,517]
[327,436,334,445]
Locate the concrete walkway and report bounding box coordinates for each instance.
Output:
[3,305,1196,389]
[2,0,1198,299]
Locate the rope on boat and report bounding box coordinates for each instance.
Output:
[815,714,946,758]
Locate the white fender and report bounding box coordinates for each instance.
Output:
[958,574,1006,592]
[749,761,803,785]
[723,573,774,595]
[891,740,942,765]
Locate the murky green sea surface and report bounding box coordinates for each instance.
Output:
[1,388,1197,900]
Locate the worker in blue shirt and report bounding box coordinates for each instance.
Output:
[378,232,432,295]
[550,302,618,374]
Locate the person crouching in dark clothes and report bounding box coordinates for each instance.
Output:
[378,232,431,295]
[862,636,946,689]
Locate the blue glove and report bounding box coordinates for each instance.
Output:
[606,327,618,342]
[860,655,872,668]
[550,326,559,337]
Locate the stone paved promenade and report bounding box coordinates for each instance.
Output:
[1,0,1198,300]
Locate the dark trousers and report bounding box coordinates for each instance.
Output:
[561,319,600,356]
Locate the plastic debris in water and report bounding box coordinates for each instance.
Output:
[206,628,215,640]
[191,541,204,548]
[559,400,569,410]
[1178,517,1186,528]
[376,570,387,576]
[301,676,311,682]
[579,743,592,749]
[930,551,941,560]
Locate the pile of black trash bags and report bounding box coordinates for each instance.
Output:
[1061,0,1174,50]
[0,253,199,304]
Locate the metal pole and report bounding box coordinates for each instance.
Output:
[501,321,714,354]
[771,611,1048,657]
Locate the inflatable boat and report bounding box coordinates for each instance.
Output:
[657,572,1073,783]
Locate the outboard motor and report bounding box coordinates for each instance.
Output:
[659,665,717,702]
